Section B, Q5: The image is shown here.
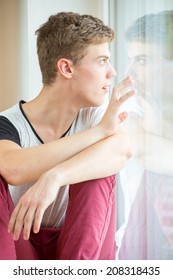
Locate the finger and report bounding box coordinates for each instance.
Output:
[114,76,134,93]
[22,207,37,240]
[110,86,122,102]
[111,81,135,102]
[9,203,29,241]
[117,76,134,87]
[111,89,136,107]
[119,90,136,103]
[13,208,29,241]
[155,198,173,212]
[159,213,173,227]
[118,111,128,123]
[8,203,21,234]
[33,202,47,234]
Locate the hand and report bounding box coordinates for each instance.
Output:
[154,185,173,245]
[8,169,60,240]
[99,76,136,137]
[137,95,162,135]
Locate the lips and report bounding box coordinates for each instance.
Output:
[102,85,110,91]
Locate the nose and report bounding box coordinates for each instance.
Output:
[125,62,136,78]
[107,63,117,78]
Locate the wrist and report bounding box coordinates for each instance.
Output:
[43,166,63,188]
[96,123,112,138]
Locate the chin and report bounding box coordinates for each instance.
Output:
[81,95,107,108]
[92,96,107,107]
[90,101,105,108]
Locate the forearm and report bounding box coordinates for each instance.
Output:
[124,118,173,175]
[48,132,132,186]
[138,134,173,176]
[0,125,106,185]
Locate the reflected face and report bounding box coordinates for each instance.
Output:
[126,41,173,112]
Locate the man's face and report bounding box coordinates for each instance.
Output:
[71,42,116,108]
[126,41,173,113]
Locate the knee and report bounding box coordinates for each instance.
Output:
[69,175,116,201]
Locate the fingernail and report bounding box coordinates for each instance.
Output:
[34,224,39,233]
[13,235,18,241]
[24,235,28,240]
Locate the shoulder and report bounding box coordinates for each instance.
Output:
[0,108,21,145]
[0,102,27,146]
[0,102,23,122]
[0,102,26,135]
[0,101,41,147]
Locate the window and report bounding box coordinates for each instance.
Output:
[111,0,173,259]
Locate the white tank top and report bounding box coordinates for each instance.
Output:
[0,101,107,228]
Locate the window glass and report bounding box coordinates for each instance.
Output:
[112,0,173,259]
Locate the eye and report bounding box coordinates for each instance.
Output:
[136,57,146,65]
[99,58,109,66]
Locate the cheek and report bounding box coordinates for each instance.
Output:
[139,66,159,84]
[79,69,101,84]
[146,67,162,86]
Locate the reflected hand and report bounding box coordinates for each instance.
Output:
[154,186,173,246]
[137,95,162,135]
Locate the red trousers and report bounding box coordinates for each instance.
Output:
[0,175,116,260]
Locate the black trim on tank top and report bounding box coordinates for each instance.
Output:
[19,100,74,142]
[19,100,44,143]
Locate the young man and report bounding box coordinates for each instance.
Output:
[0,12,134,260]
[116,10,173,259]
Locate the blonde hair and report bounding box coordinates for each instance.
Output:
[36,12,114,85]
[125,10,173,60]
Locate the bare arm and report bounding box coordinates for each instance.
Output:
[137,133,173,176]
[53,130,132,185]
[9,129,132,240]
[0,77,134,185]
[0,125,106,185]
[124,117,173,176]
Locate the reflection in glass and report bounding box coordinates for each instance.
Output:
[116,10,173,259]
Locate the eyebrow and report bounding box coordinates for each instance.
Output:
[127,54,147,60]
[135,55,147,59]
[96,55,110,60]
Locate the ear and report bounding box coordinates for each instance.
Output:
[57,58,73,79]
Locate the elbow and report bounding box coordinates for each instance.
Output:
[0,167,23,186]
[0,151,29,186]
[125,148,133,159]
[110,134,133,172]
[119,132,133,160]
[115,134,133,160]
[7,174,22,186]
[108,147,133,174]
[119,148,133,167]
[120,144,133,165]
[115,150,133,173]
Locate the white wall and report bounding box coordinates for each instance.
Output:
[19,0,109,101]
[0,0,20,110]
[0,0,109,109]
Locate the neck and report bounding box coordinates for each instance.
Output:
[22,84,80,142]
